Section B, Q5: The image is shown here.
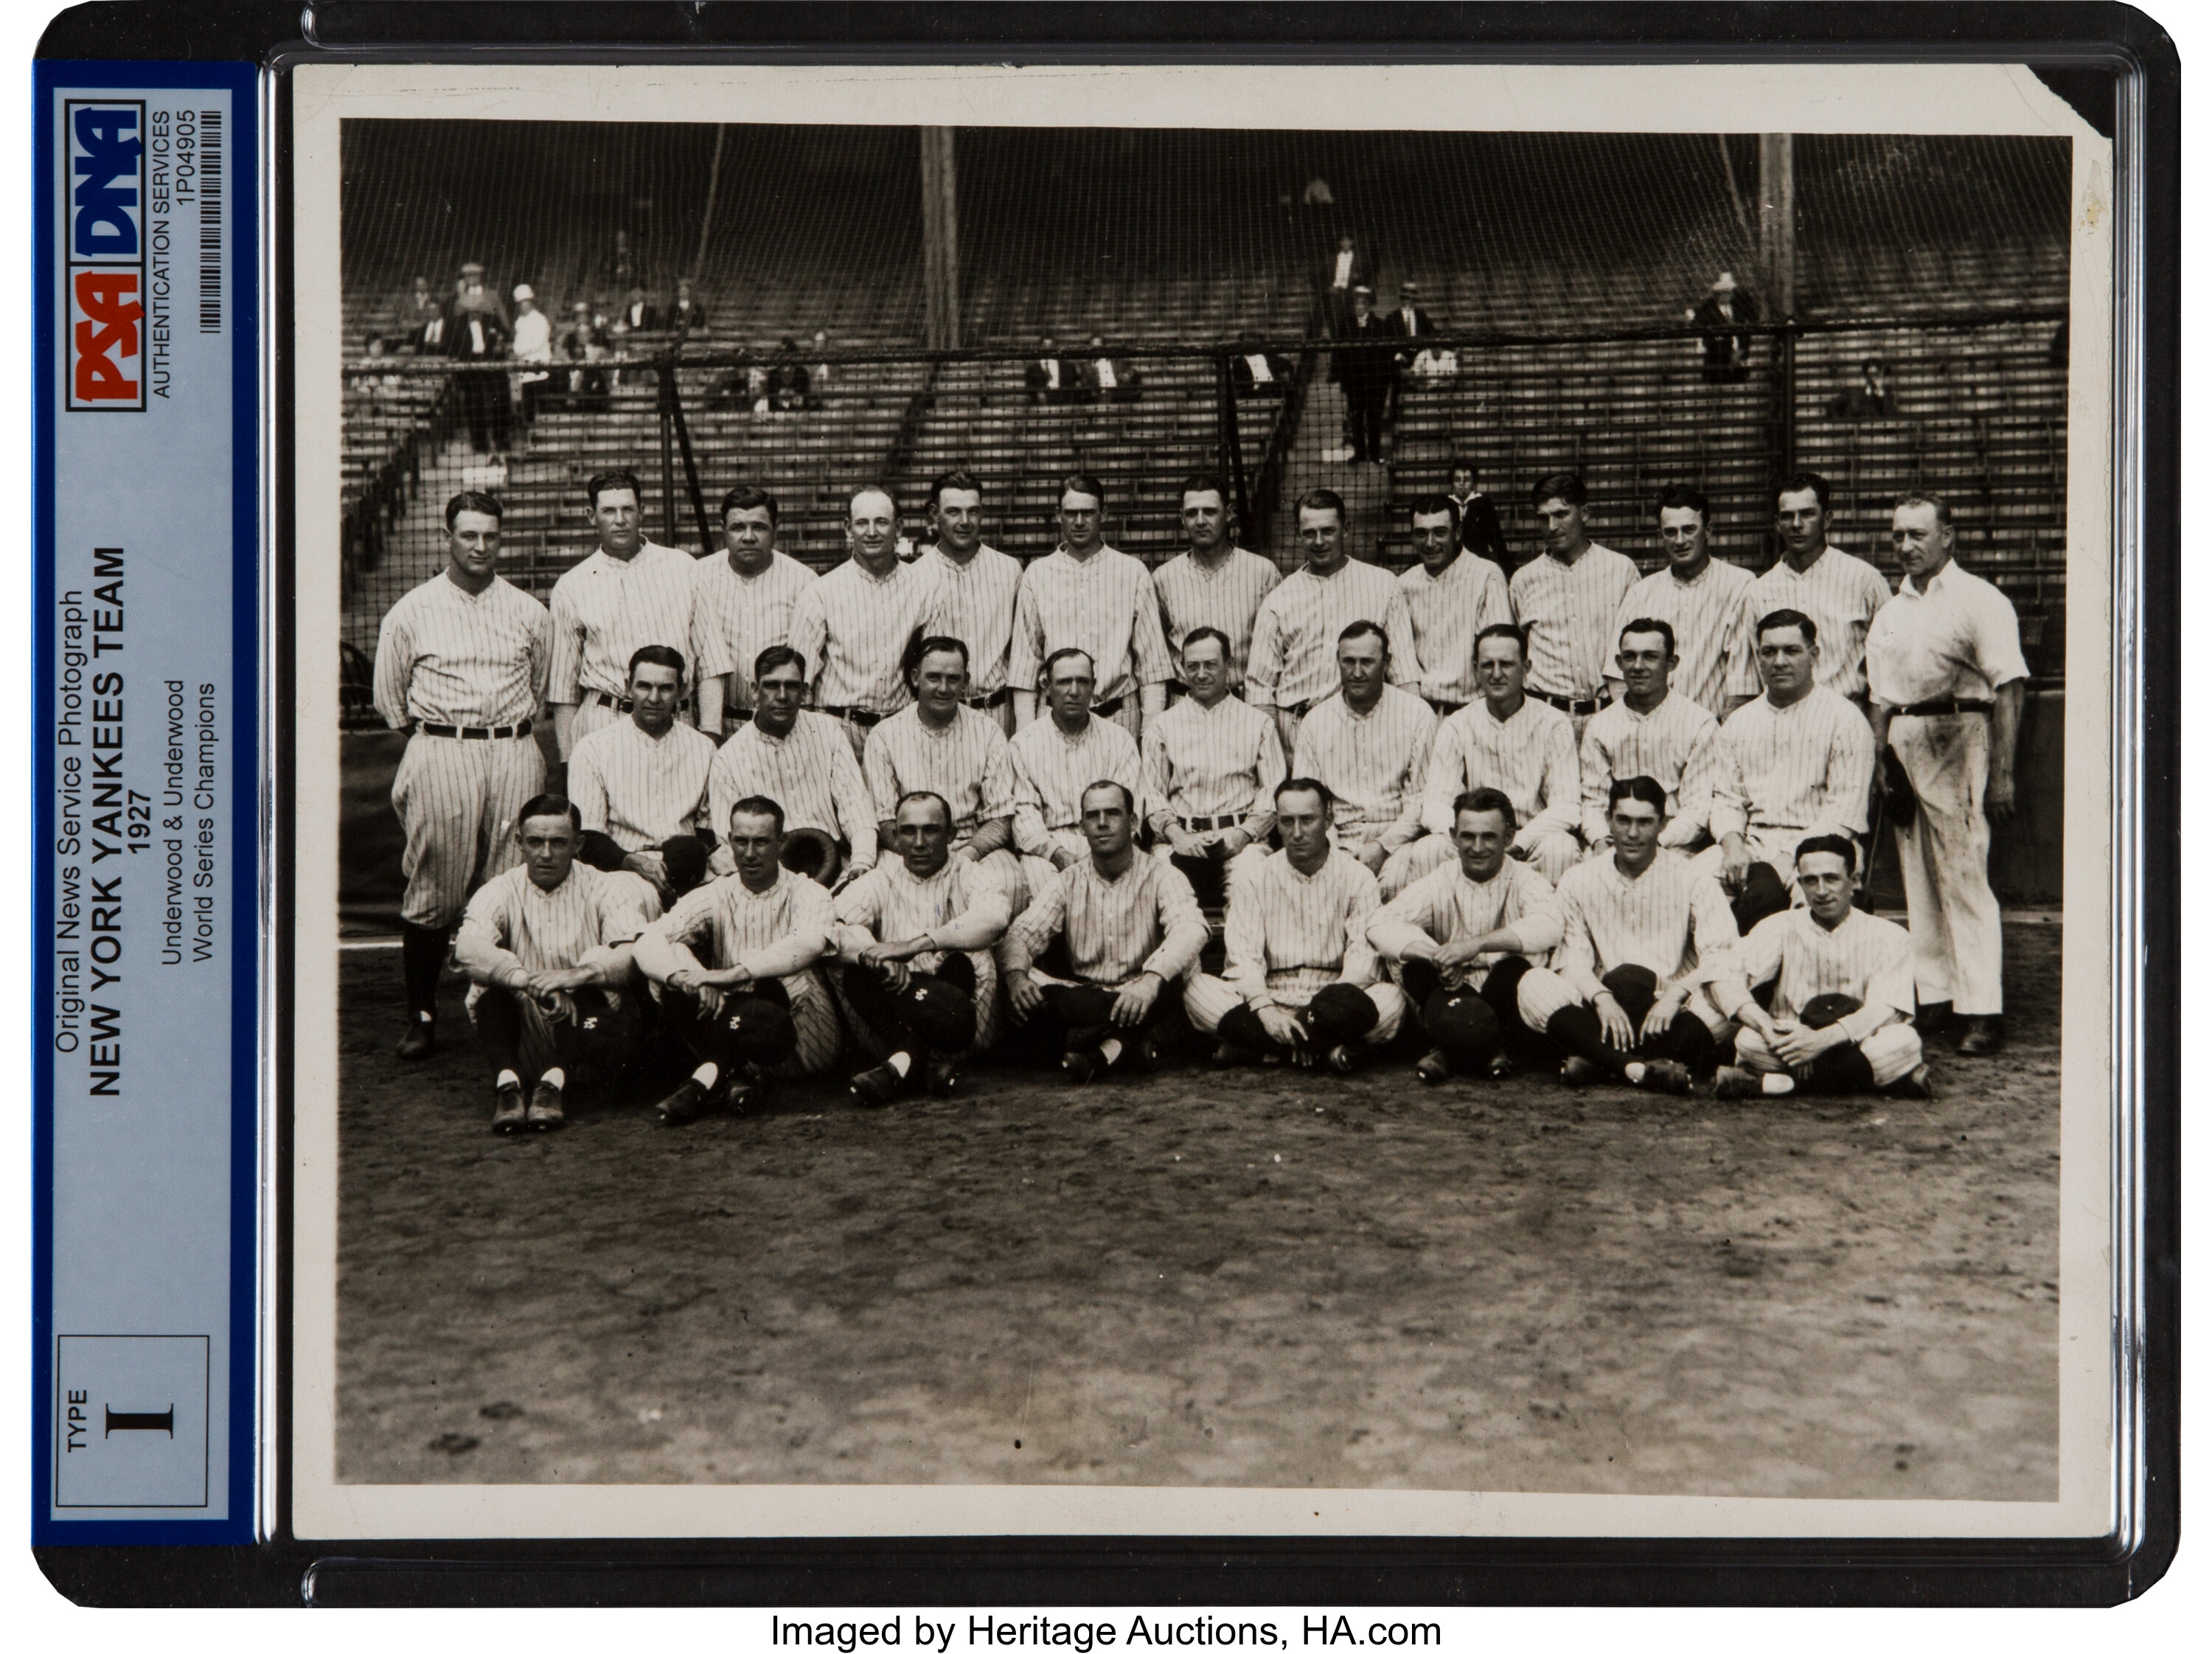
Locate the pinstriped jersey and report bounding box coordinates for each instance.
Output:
[785,554,945,716]
[1709,686,1874,844]
[1151,546,1283,689]
[453,862,653,987]
[1749,545,1895,701]
[1715,905,1916,1029]
[1006,714,1143,856]
[546,541,730,703]
[863,705,1017,847]
[1245,559,1417,711]
[633,869,837,984]
[1421,696,1580,843]
[689,549,817,712]
[1577,692,1721,847]
[1550,852,1738,1001]
[372,570,551,729]
[1508,543,1641,701]
[1291,685,1435,852]
[1000,854,1209,987]
[1397,552,1515,706]
[832,855,1011,976]
[1140,693,1287,837]
[1367,857,1566,965]
[1007,546,1176,707]
[1224,847,1382,1009]
[566,717,717,850]
[705,709,878,869]
[925,543,1024,698]
[1605,557,1761,718]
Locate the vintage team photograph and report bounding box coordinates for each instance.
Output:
[291,62,2114,1535]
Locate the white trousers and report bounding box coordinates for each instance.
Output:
[1514,965,1732,1036]
[1182,973,1407,1044]
[392,732,546,928]
[1890,712,2004,1014]
[1735,1020,1924,1088]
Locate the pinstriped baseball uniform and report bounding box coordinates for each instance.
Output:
[1867,560,2030,1015]
[785,553,946,741]
[1184,849,1408,1047]
[1604,557,1761,718]
[547,541,730,740]
[689,549,817,717]
[1708,906,1924,1085]
[925,542,1024,706]
[1141,693,1286,901]
[1416,697,1581,884]
[631,869,843,1074]
[1750,545,1894,701]
[453,861,654,1075]
[1508,543,1640,701]
[1366,857,1566,990]
[1007,713,1143,861]
[1007,546,1175,720]
[566,717,717,850]
[999,854,1209,988]
[372,570,552,928]
[863,704,1017,849]
[832,856,1010,1054]
[1577,692,1721,849]
[1245,560,1417,713]
[1702,684,1875,880]
[1151,546,1283,690]
[1517,852,1738,1034]
[704,709,878,876]
[1292,684,1435,855]
[1397,552,1514,708]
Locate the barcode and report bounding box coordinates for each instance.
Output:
[198,108,223,333]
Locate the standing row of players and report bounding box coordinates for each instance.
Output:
[372,464,2028,1087]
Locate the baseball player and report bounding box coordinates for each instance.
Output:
[1367,787,1566,1083]
[832,790,1012,1106]
[1007,473,1173,736]
[1514,776,1739,1094]
[1001,782,1210,1084]
[1150,473,1282,695]
[1411,624,1582,886]
[1603,484,1759,720]
[567,644,717,911]
[1508,471,1639,737]
[1697,608,1875,934]
[451,793,653,1133]
[1579,618,1721,856]
[1290,620,1437,897]
[1753,470,1895,709]
[1183,778,1408,1073]
[371,490,552,1060]
[1707,833,1935,1100]
[1866,493,2029,1055]
[546,469,731,760]
[1246,488,1417,754]
[1141,628,1287,909]
[785,483,947,760]
[632,794,844,1125]
[922,468,1025,732]
[689,485,818,732]
[1397,493,1513,717]
[1008,647,1144,872]
[705,644,878,889]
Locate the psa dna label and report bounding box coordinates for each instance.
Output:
[65,100,147,411]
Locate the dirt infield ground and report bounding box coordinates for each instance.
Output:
[331,919,2059,1502]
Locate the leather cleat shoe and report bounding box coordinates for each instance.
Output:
[720,1077,762,1117]
[1634,1059,1691,1095]
[526,1081,566,1130]
[397,1015,437,1061]
[922,1052,961,1098]
[1413,1048,1452,1085]
[849,1063,903,1108]
[1324,1043,1357,1075]
[1122,1034,1161,1076]
[491,1082,528,1133]
[1559,1055,1604,1088]
[1956,1017,2004,1056]
[653,1080,709,1127]
[1914,1001,1953,1037]
[1711,1065,1762,1100]
[1208,1040,1248,1069]
[1060,1050,1100,1086]
[1887,1063,1939,1101]
[1486,1052,1516,1080]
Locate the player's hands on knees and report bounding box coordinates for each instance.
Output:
[1050,844,1081,871]
[877,959,911,995]
[1220,828,1253,858]
[1773,1018,1842,1066]
[1720,835,1752,891]
[1593,991,1637,1051]
[1005,968,1043,1021]
[1112,972,1163,1028]
[696,984,726,1021]
[1257,1004,1306,1048]
[623,849,672,898]
[1986,771,2017,823]
[1353,840,1386,872]
[1641,996,1683,1045]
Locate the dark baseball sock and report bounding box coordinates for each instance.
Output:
[472,984,526,1077]
[1665,1012,1719,1077]
[560,986,644,1083]
[1732,862,1792,934]
[1037,983,1122,1054]
[1303,982,1381,1047]
[1478,954,1547,1063]
[400,921,449,1018]
[1804,1041,1877,1096]
[1169,851,1228,910]
[1214,1001,1284,1055]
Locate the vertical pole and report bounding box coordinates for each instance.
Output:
[1217,352,1251,532]
[1757,133,1795,317]
[919,128,962,350]
[692,125,726,282]
[657,360,678,544]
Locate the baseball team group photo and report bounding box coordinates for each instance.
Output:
[318,115,2073,1506]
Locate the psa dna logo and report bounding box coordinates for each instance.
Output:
[63,100,147,412]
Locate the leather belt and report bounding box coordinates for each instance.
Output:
[823,705,885,728]
[585,689,636,712]
[419,719,532,740]
[966,687,1012,711]
[1178,811,1248,833]
[1092,694,1127,720]
[1531,688,1610,716]
[1896,697,1994,718]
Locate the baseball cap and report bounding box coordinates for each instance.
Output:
[512,284,535,302]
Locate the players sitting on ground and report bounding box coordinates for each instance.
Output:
[1008,647,1144,873]
[1007,473,1173,736]
[567,644,718,911]
[1000,782,1210,1085]
[1604,484,1759,721]
[1579,619,1720,857]
[921,469,1025,733]
[1411,623,1582,886]
[452,794,653,1133]
[1697,608,1876,934]
[706,645,877,889]
[1367,788,1566,1084]
[1706,834,1935,1101]
[1142,628,1286,908]
[1397,493,1514,718]
[1290,620,1437,897]
[832,790,1012,1106]
[689,486,818,735]
[1183,778,1408,1074]
[785,483,947,760]
[633,795,844,1126]
[1514,776,1740,1095]
[1150,473,1281,696]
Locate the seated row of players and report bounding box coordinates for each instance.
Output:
[450,773,1932,1134]
[372,465,2024,1070]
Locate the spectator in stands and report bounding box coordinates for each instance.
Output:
[668,278,710,338]
[619,285,659,336]
[509,285,554,430]
[1303,176,1337,208]
[1231,331,1293,399]
[1391,279,1436,352]
[766,340,810,413]
[598,229,641,293]
[1830,360,1899,420]
[1319,234,1369,336]
[1447,462,1512,569]
[445,265,512,454]
[1332,286,1397,465]
[392,274,445,354]
[1026,337,1076,406]
[1086,336,1141,404]
[812,330,833,386]
[559,300,611,413]
[1689,271,1759,384]
[451,262,511,331]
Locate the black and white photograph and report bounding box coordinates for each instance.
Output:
[290,60,2115,1540]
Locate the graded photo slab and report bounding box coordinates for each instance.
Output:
[289,58,2119,1541]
